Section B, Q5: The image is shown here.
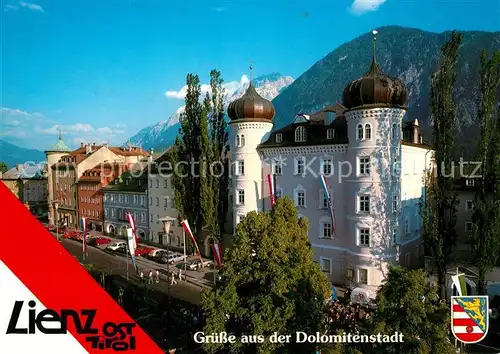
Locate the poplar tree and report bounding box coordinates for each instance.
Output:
[422,31,462,299]
[172,73,209,245]
[203,70,230,241]
[470,50,500,294]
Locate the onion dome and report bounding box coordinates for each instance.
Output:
[342,33,408,110]
[45,130,70,153]
[227,81,275,121]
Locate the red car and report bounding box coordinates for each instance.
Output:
[135,246,154,257]
[94,237,111,245]
[64,231,79,239]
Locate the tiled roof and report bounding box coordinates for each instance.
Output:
[1,164,45,180]
[46,137,70,153]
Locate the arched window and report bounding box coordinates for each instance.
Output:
[392,124,397,139]
[364,124,372,140]
[295,126,307,142]
[235,135,240,147]
[357,124,364,140]
[240,134,246,147]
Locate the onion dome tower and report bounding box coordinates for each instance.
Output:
[228,63,275,232]
[342,30,408,294]
[45,128,71,226]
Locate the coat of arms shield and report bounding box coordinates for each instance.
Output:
[451,296,489,343]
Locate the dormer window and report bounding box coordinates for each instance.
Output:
[236,135,240,147]
[326,128,334,140]
[235,134,246,147]
[466,179,475,187]
[240,134,246,147]
[276,133,282,143]
[295,126,307,142]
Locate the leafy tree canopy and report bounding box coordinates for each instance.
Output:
[201,197,331,354]
[0,161,8,174]
[369,266,455,354]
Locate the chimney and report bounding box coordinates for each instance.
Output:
[81,142,84,148]
[85,144,92,154]
[93,142,96,147]
[412,118,420,144]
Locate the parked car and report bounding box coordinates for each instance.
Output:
[147,249,163,259]
[135,246,154,257]
[153,250,168,263]
[88,237,112,246]
[164,253,186,264]
[106,242,126,251]
[115,245,128,254]
[187,259,213,270]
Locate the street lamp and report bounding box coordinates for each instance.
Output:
[160,216,175,295]
[53,201,60,242]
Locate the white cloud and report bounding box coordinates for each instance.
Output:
[165,75,250,100]
[3,4,19,11]
[19,1,44,13]
[350,0,386,15]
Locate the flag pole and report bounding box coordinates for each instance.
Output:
[125,229,130,281]
[183,228,187,274]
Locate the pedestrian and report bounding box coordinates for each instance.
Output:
[140,271,144,282]
[148,270,153,284]
[178,269,183,281]
[171,271,177,285]
[156,270,160,283]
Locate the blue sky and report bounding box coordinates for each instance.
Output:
[1,0,499,150]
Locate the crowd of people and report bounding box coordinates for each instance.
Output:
[138,268,185,285]
[324,300,372,332]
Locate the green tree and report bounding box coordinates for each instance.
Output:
[368,267,455,354]
[203,70,230,240]
[423,31,462,299]
[201,197,331,354]
[172,73,210,244]
[0,161,8,174]
[470,49,500,294]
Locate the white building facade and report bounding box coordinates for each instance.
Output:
[227,50,432,297]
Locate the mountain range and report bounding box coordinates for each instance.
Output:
[0,140,46,169]
[129,26,500,158]
[129,73,294,151]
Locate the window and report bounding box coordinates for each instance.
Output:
[164,180,168,188]
[359,157,371,176]
[392,124,397,139]
[322,158,332,175]
[150,213,153,223]
[141,212,146,223]
[149,197,152,206]
[405,253,411,267]
[236,135,240,147]
[276,188,283,198]
[149,179,152,188]
[404,219,409,235]
[296,190,306,207]
[392,228,398,245]
[237,160,245,176]
[104,208,108,218]
[320,258,331,274]
[118,194,123,203]
[237,190,245,205]
[295,157,304,175]
[357,124,364,140]
[346,269,354,280]
[140,196,145,205]
[133,195,138,204]
[156,197,159,206]
[276,133,282,143]
[273,161,282,175]
[465,200,473,211]
[358,269,368,284]
[320,190,328,209]
[465,222,473,234]
[466,179,475,187]
[156,179,159,188]
[111,208,116,218]
[240,134,246,147]
[124,195,129,203]
[364,124,372,140]
[358,195,370,213]
[295,126,307,142]
[359,228,370,246]
[326,128,334,139]
[321,221,333,239]
[164,197,169,208]
[393,194,398,212]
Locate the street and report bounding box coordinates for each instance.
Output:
[61,238,205,305]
